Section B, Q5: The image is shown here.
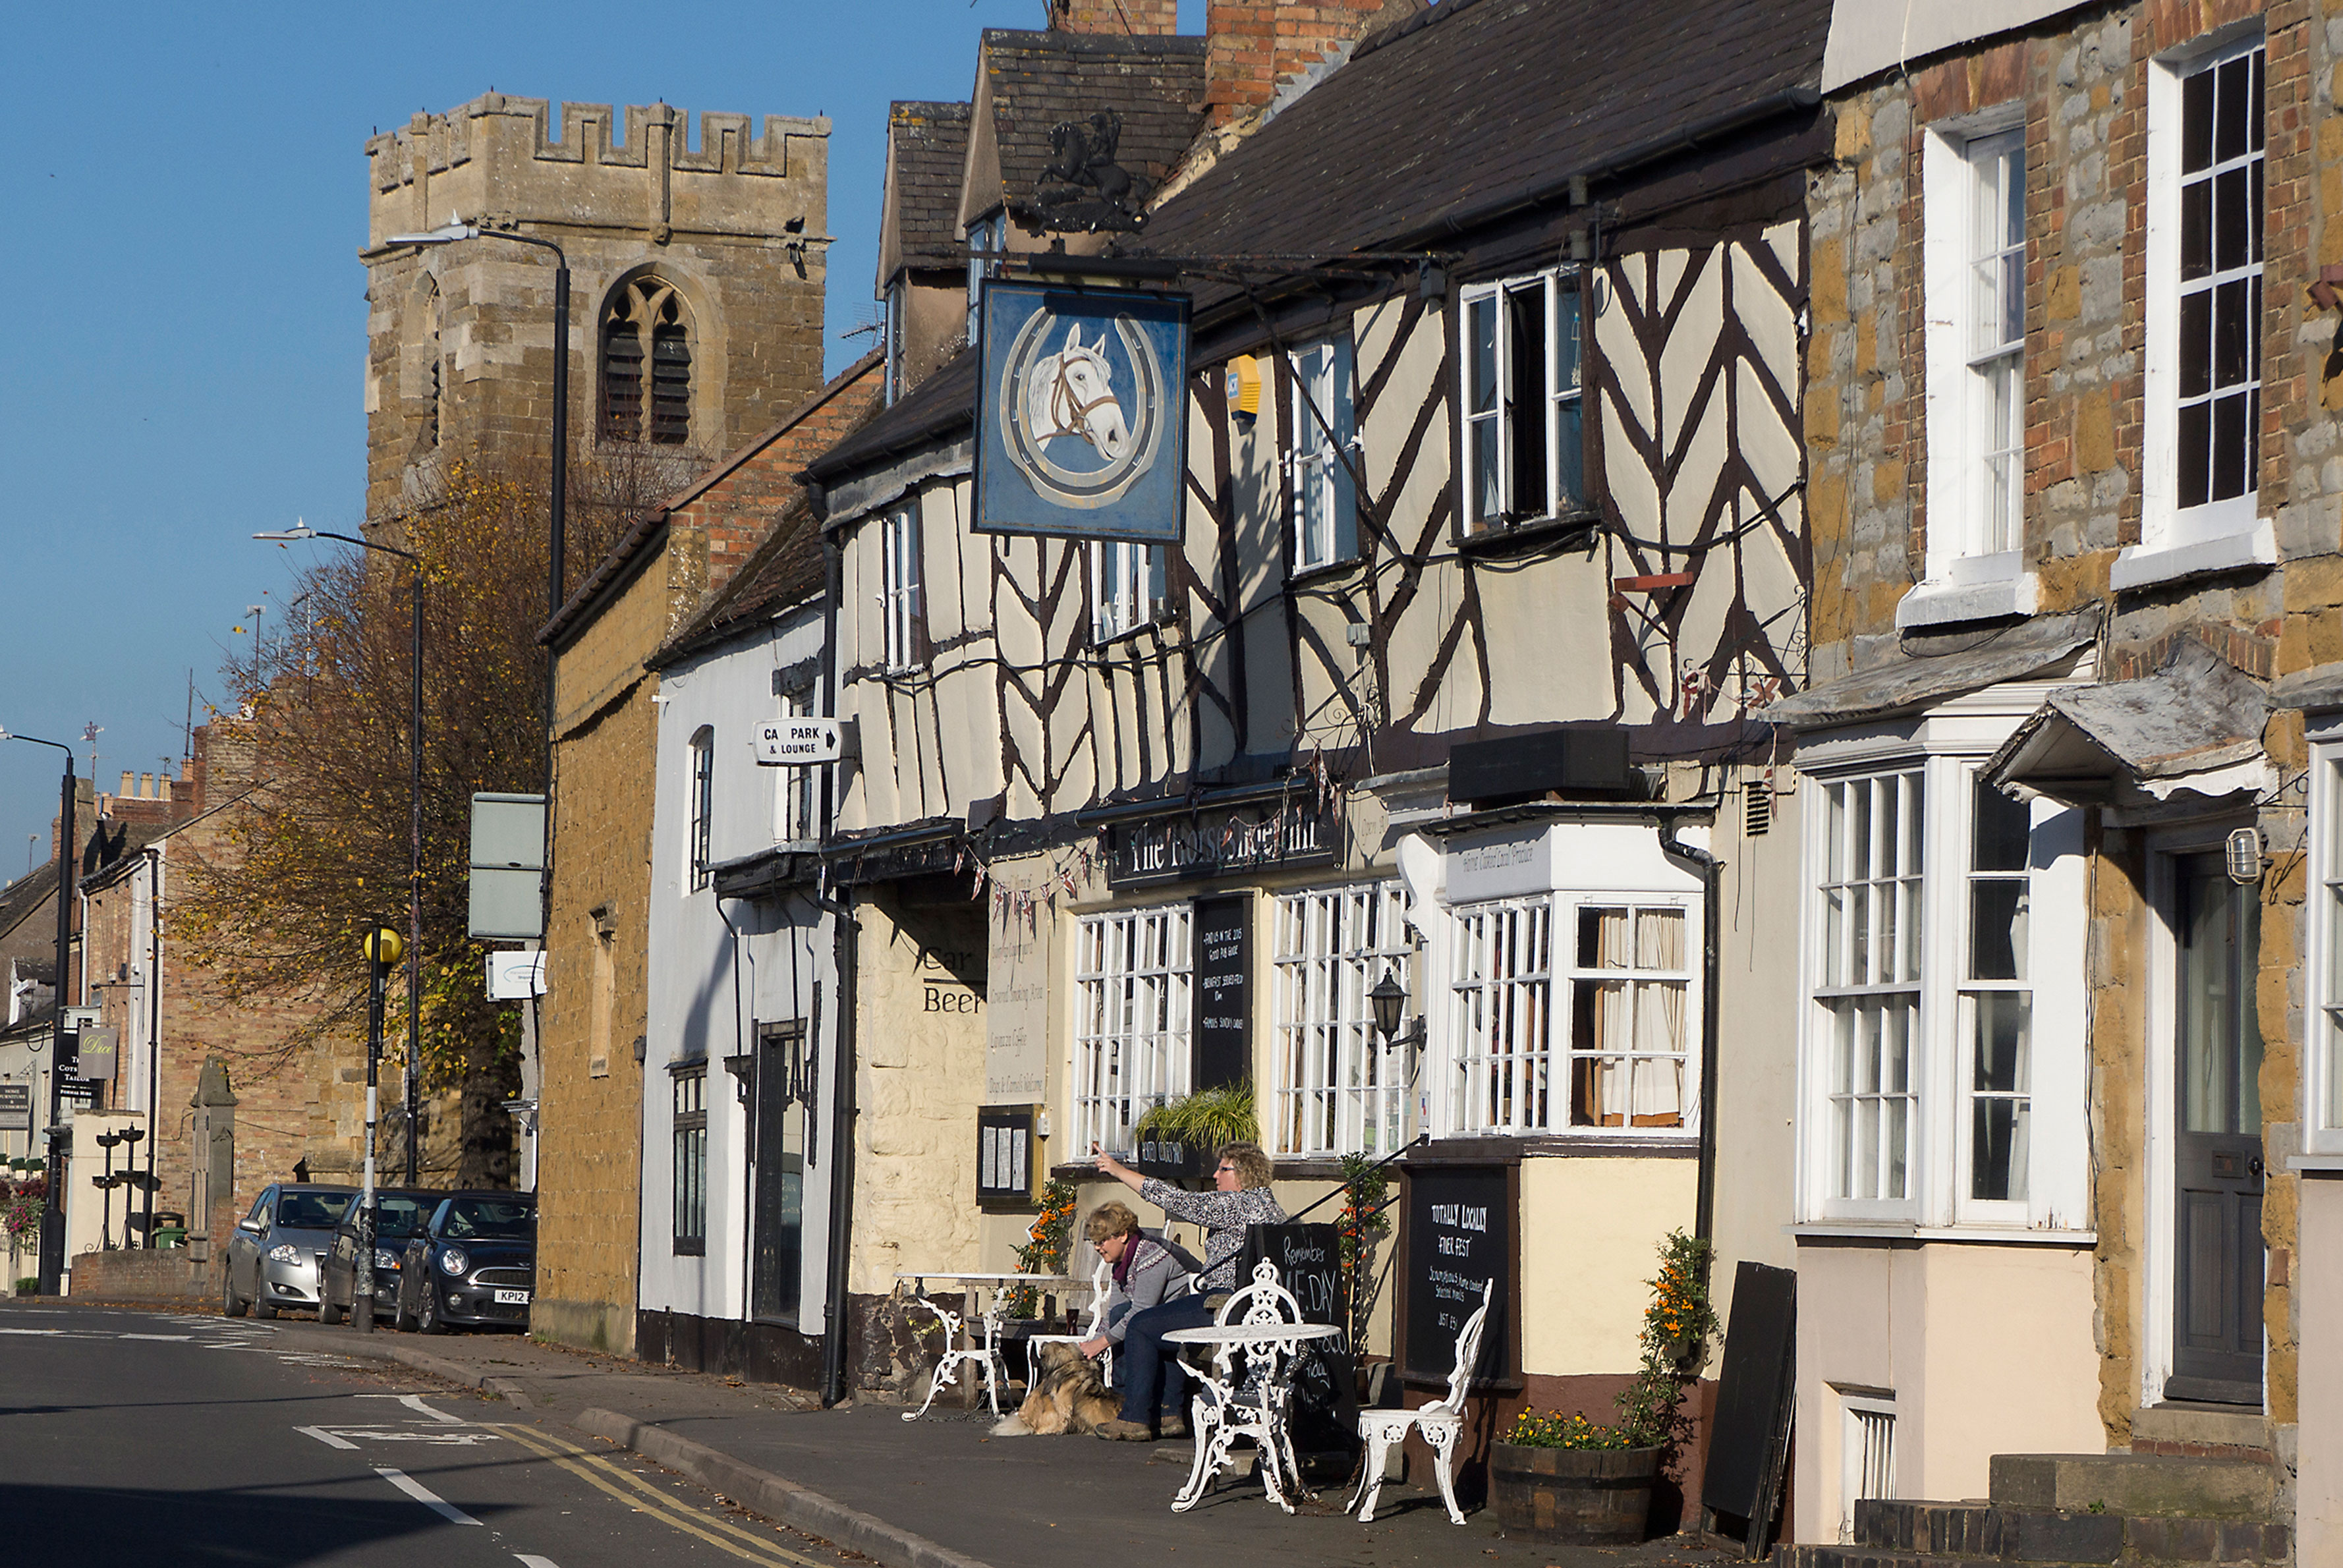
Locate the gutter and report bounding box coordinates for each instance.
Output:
[1654,820,1723,1248]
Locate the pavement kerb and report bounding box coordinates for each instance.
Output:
[571,1407,999,1568]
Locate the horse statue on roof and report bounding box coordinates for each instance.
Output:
[1025,322,1130,462]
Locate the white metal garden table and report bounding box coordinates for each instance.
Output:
[1162,1319,1341,1513]
[893,1270,1085,1421]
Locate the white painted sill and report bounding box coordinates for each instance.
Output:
[1788,1221,2098,1245]
[2110,520,2277,592]
[1894,571,2039,630]
[2288,1152,2343,1174]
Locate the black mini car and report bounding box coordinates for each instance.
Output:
[318,1189,447,1326]
[394,1190,537,1334]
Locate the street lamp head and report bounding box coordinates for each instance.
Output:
[253,522,318,542]
[1369,967,1408,1042]
[365,928,405,969]
[387,216,481,246]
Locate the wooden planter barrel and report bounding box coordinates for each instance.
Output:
[1489,1442,1662,1544]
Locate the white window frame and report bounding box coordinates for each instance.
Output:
[687,726,714,892]
[1073,903,1193,1154]
[774,686,819,845]
[2305,725,2343,1157]
[1273,881,1413,1157]
[2127,31,2272,588]
[1836,1389,1898,1543]
[1448,890,1701,1138]
[1795,712,2091,1230]
[1288,334,1358,571]
[1089,540,1167,644]
[1911,109,2035,628]
[880,506,922,674]
[1458,267,1583,532]
[672,1063,708,1256]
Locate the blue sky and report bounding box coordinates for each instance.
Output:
[0,1,1204,884]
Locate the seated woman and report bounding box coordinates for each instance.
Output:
[1088,1139,1285,1442]
[1077,1200,1190,1362]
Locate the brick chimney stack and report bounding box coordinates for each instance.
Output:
[1050,0,1181,34]
[1206,0,1406,126]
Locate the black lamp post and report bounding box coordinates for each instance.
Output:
[256,525,426,1187]
[117,1125,145,1246]
[95,1131,122,1249]
[1,728,76,1295]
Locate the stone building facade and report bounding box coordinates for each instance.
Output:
[1782,0,2343,1548]
[362,94,832,520]
[537,357,880,1356]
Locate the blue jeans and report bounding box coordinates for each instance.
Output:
[1117,1293,1214,1426]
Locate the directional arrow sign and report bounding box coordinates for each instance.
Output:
[753,717,849,766]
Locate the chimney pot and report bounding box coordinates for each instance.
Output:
[120,772,134,797]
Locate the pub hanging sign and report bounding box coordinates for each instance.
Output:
[1104,795,1338,889]
[974,279,1189,544]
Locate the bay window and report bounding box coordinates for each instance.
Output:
[1273,881,1412,1156]
[1074,904,1192,1154]
[1450,890,1697,1136]
[1800,744,2083,1226]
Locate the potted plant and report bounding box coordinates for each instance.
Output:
[1131,1082,1258,1181]
[1003,1178,1079,1322]
[1489,1230,1718,1544]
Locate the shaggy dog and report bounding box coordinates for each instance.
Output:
[992,1339,1121,1436]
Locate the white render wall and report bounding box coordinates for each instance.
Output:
[641,599,839,1335]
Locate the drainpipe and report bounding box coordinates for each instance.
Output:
[815,516,862,1408]
[1656,816,1722,1245]
[144,848,162,1246]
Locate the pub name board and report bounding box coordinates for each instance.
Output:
[1105,798,1336,889]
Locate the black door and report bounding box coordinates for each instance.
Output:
[2168,853,2266,1405]
[750,1021,808,1324]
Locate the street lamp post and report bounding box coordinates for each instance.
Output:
[256,525,426,1187]
[1,728,76,1295]
[357,926,404,1333]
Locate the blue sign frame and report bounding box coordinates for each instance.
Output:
[973,279,1190,542]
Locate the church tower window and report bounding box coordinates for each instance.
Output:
[601,277,693,445]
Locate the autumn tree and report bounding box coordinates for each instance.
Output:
[172,446,697,1185]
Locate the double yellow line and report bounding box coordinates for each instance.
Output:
[486,1422,833,1568]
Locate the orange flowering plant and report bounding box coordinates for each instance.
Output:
[1005,1178,1080,1319]
[1505,1229,1716,1452]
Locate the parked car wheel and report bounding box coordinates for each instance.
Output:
[319,1293,343,1326]
[417,1287,445,1335]
[394,1280,418,1333]
[252,1295,277,1321]
[222,1267,247,1318]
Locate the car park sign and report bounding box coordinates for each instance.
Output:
[754,717,849,766]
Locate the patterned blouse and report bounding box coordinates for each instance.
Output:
[1138,1177,1287,1293]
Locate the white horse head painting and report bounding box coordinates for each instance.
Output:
[1025,323,1130,462]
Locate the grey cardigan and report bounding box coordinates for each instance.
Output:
[1102,1237,1189,1343]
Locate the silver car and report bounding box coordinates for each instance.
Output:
[221,1183,357,1320]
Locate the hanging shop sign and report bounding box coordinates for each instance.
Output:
[1104,796,1337,889]
[974,279,1189,543]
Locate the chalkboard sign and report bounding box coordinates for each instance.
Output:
[1699,1260,1797,1557]
[1192,895,1251,1090]
[1401,1164,1510,1384]
[1241,1222,1357,1453]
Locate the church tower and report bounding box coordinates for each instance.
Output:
[362,95,830,522]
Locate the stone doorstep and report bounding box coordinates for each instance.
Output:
[1851,1498,2290,1565]
[2126,1405,2274,1464]
[1987,1454,2277,1523]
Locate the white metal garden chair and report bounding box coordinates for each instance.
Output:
[1347,1277,1494,1525]
[1023,1256,1114,1386]
[1173,1257,1312,1514]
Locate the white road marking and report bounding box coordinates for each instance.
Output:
[376,1466,484,1526]
[296,1426,360,1451]
[295,1424,507,1447]
[117,1333,194,1341]
[515,1558,562,1567]
[400,1393,465,1424]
